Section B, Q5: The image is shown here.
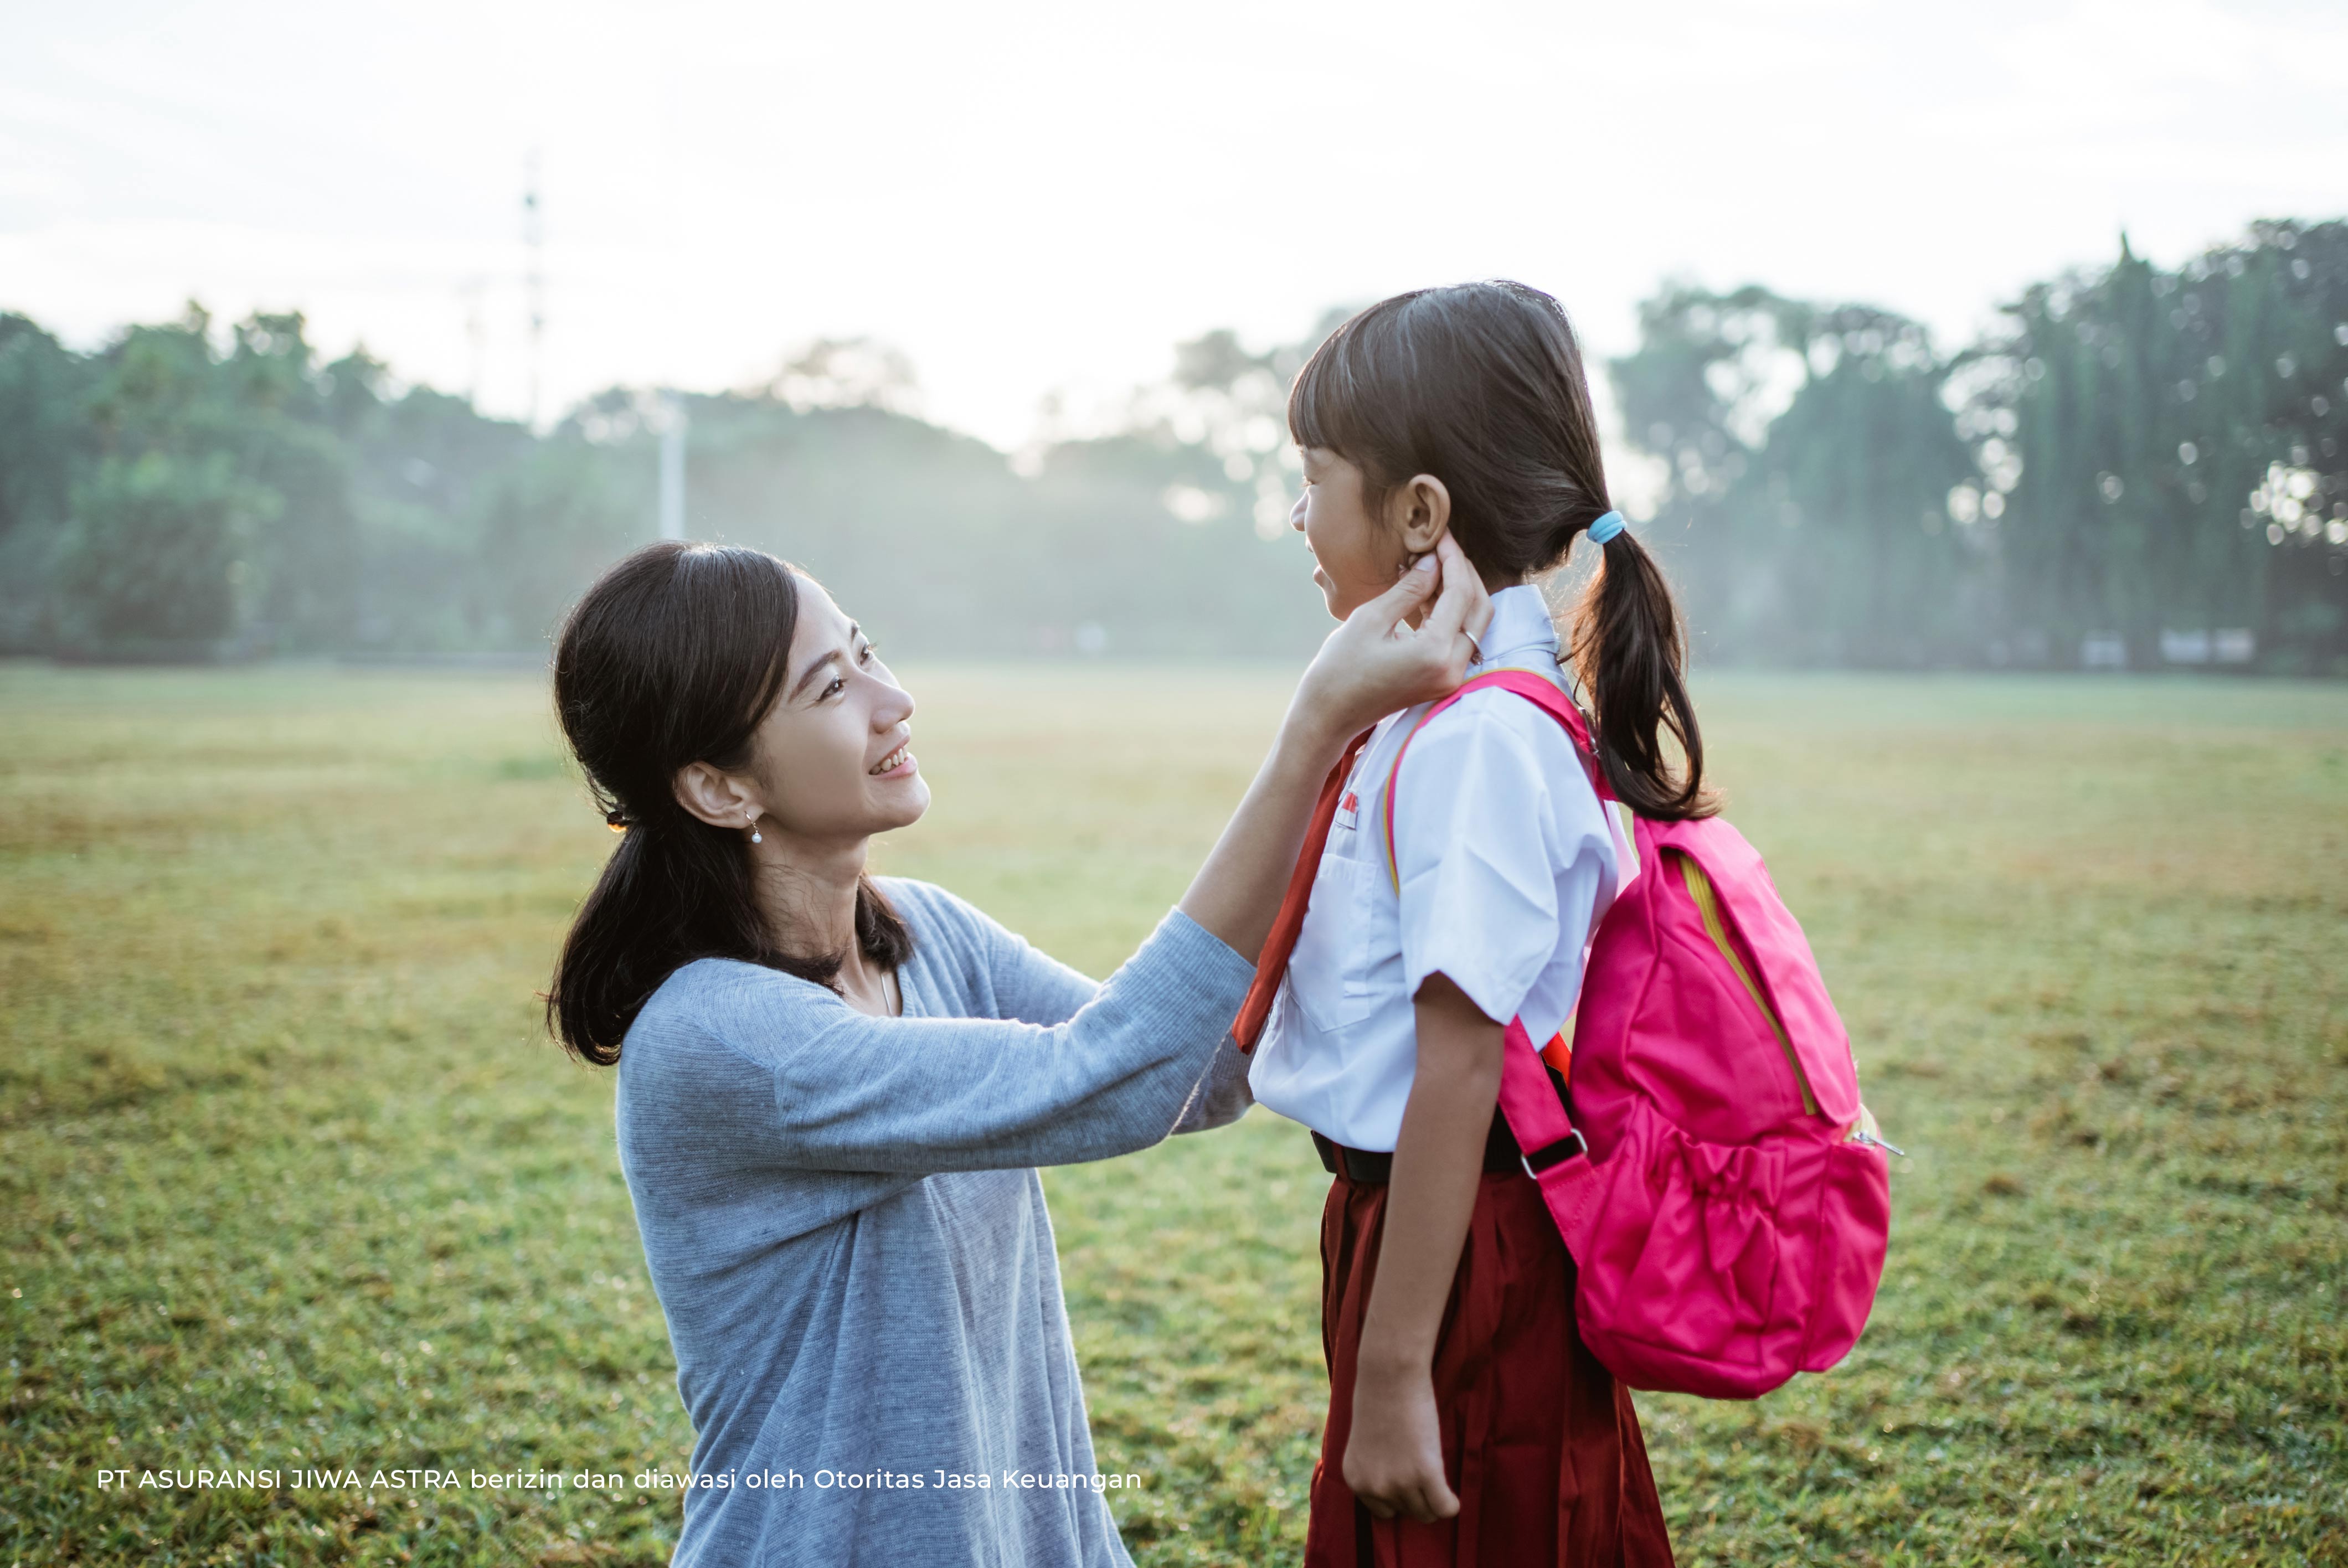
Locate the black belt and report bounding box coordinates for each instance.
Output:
[1314,1111,1527,1185]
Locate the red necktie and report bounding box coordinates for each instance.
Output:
[1231,728,1375,1053]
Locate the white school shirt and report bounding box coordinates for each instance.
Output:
[1248,585,1626,1153]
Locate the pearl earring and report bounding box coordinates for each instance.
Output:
[747,814,763,844]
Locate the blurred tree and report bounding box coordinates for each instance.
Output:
[1757,305,1983,664]
[2,237,2339,670]
[0,313,94,649]
[1142,311,1348,541]
[1991,224,2348,669]
[50,451,277,654]
[753,338,924,417]
[465,433,646,647]
[225,314,362,651]
[2248,221,2348,672]
[54,306,276,657]
[345,384,537,650]
[1611,287,1982,664]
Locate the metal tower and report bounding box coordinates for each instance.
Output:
[523,154,545,427]
[659,393,688,540]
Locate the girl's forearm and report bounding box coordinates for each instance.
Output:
[1355,973,1506,1375]
[1175,702,1351,961]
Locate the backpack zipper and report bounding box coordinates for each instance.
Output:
[1675,852,1820,1118]
[1845,1101,1904,1157]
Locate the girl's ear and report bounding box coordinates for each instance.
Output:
[1388,473,1452,555]
[673,760,760,829]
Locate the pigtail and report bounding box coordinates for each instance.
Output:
[1569,530,1714,821]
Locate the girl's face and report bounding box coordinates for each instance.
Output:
[1293,447,1409,620]
[743,579,929,845]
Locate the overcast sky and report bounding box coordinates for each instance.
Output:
[5,0,2345,452]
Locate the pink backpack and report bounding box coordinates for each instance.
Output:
[1383,670,1893,1400]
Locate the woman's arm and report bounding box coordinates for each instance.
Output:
[671,905,1253,1173]
[965,894,1099,1027]
[1341,974,1502,1523]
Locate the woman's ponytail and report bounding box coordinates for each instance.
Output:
[1569,528,1713,821]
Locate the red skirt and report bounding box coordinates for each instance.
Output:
[1305,1162,1676,1568]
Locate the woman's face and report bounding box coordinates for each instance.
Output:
[1293,447,1419,620]
[744,579,928,845]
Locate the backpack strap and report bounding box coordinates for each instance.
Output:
[1498,1017,1605,1258]
[1229,726,1378,1054]
[1379,669,1611,891]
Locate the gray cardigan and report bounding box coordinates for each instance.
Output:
[615,878,1256,1567]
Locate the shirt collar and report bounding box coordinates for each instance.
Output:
[1470,584,1561,672]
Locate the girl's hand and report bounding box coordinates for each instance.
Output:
[1342,1359,1460,1524]
[1291,533,1491,747]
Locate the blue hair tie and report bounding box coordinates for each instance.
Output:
[1587,509,1626,545]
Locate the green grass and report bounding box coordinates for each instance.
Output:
[2,661,2344,1566]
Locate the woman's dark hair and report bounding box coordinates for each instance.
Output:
[545,540,914,1064]
[1289,280,1712,819]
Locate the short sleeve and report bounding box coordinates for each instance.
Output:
[1391,693,1611,1028]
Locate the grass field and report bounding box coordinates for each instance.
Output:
[2,660,2344,1566]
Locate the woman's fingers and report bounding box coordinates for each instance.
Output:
[1354,549,1443,632]
[1291,536,1501,738]
[1420,534,1494,655]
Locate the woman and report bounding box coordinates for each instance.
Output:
[545,535,1488,1567]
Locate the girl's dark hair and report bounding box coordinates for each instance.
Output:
[1290,280,1712,819]
[545,540,914,1065]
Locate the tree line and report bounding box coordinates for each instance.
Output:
[2,221,2341,671]
[1615,221,2348,672]
[0,313,1332,662]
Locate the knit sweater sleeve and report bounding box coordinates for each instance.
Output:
[626,899,1253,1176]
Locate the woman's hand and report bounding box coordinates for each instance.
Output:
[1290,533,1492,750]
[1343,1359,1460,1524]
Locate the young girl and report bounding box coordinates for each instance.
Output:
[1241,281,1696,1566]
